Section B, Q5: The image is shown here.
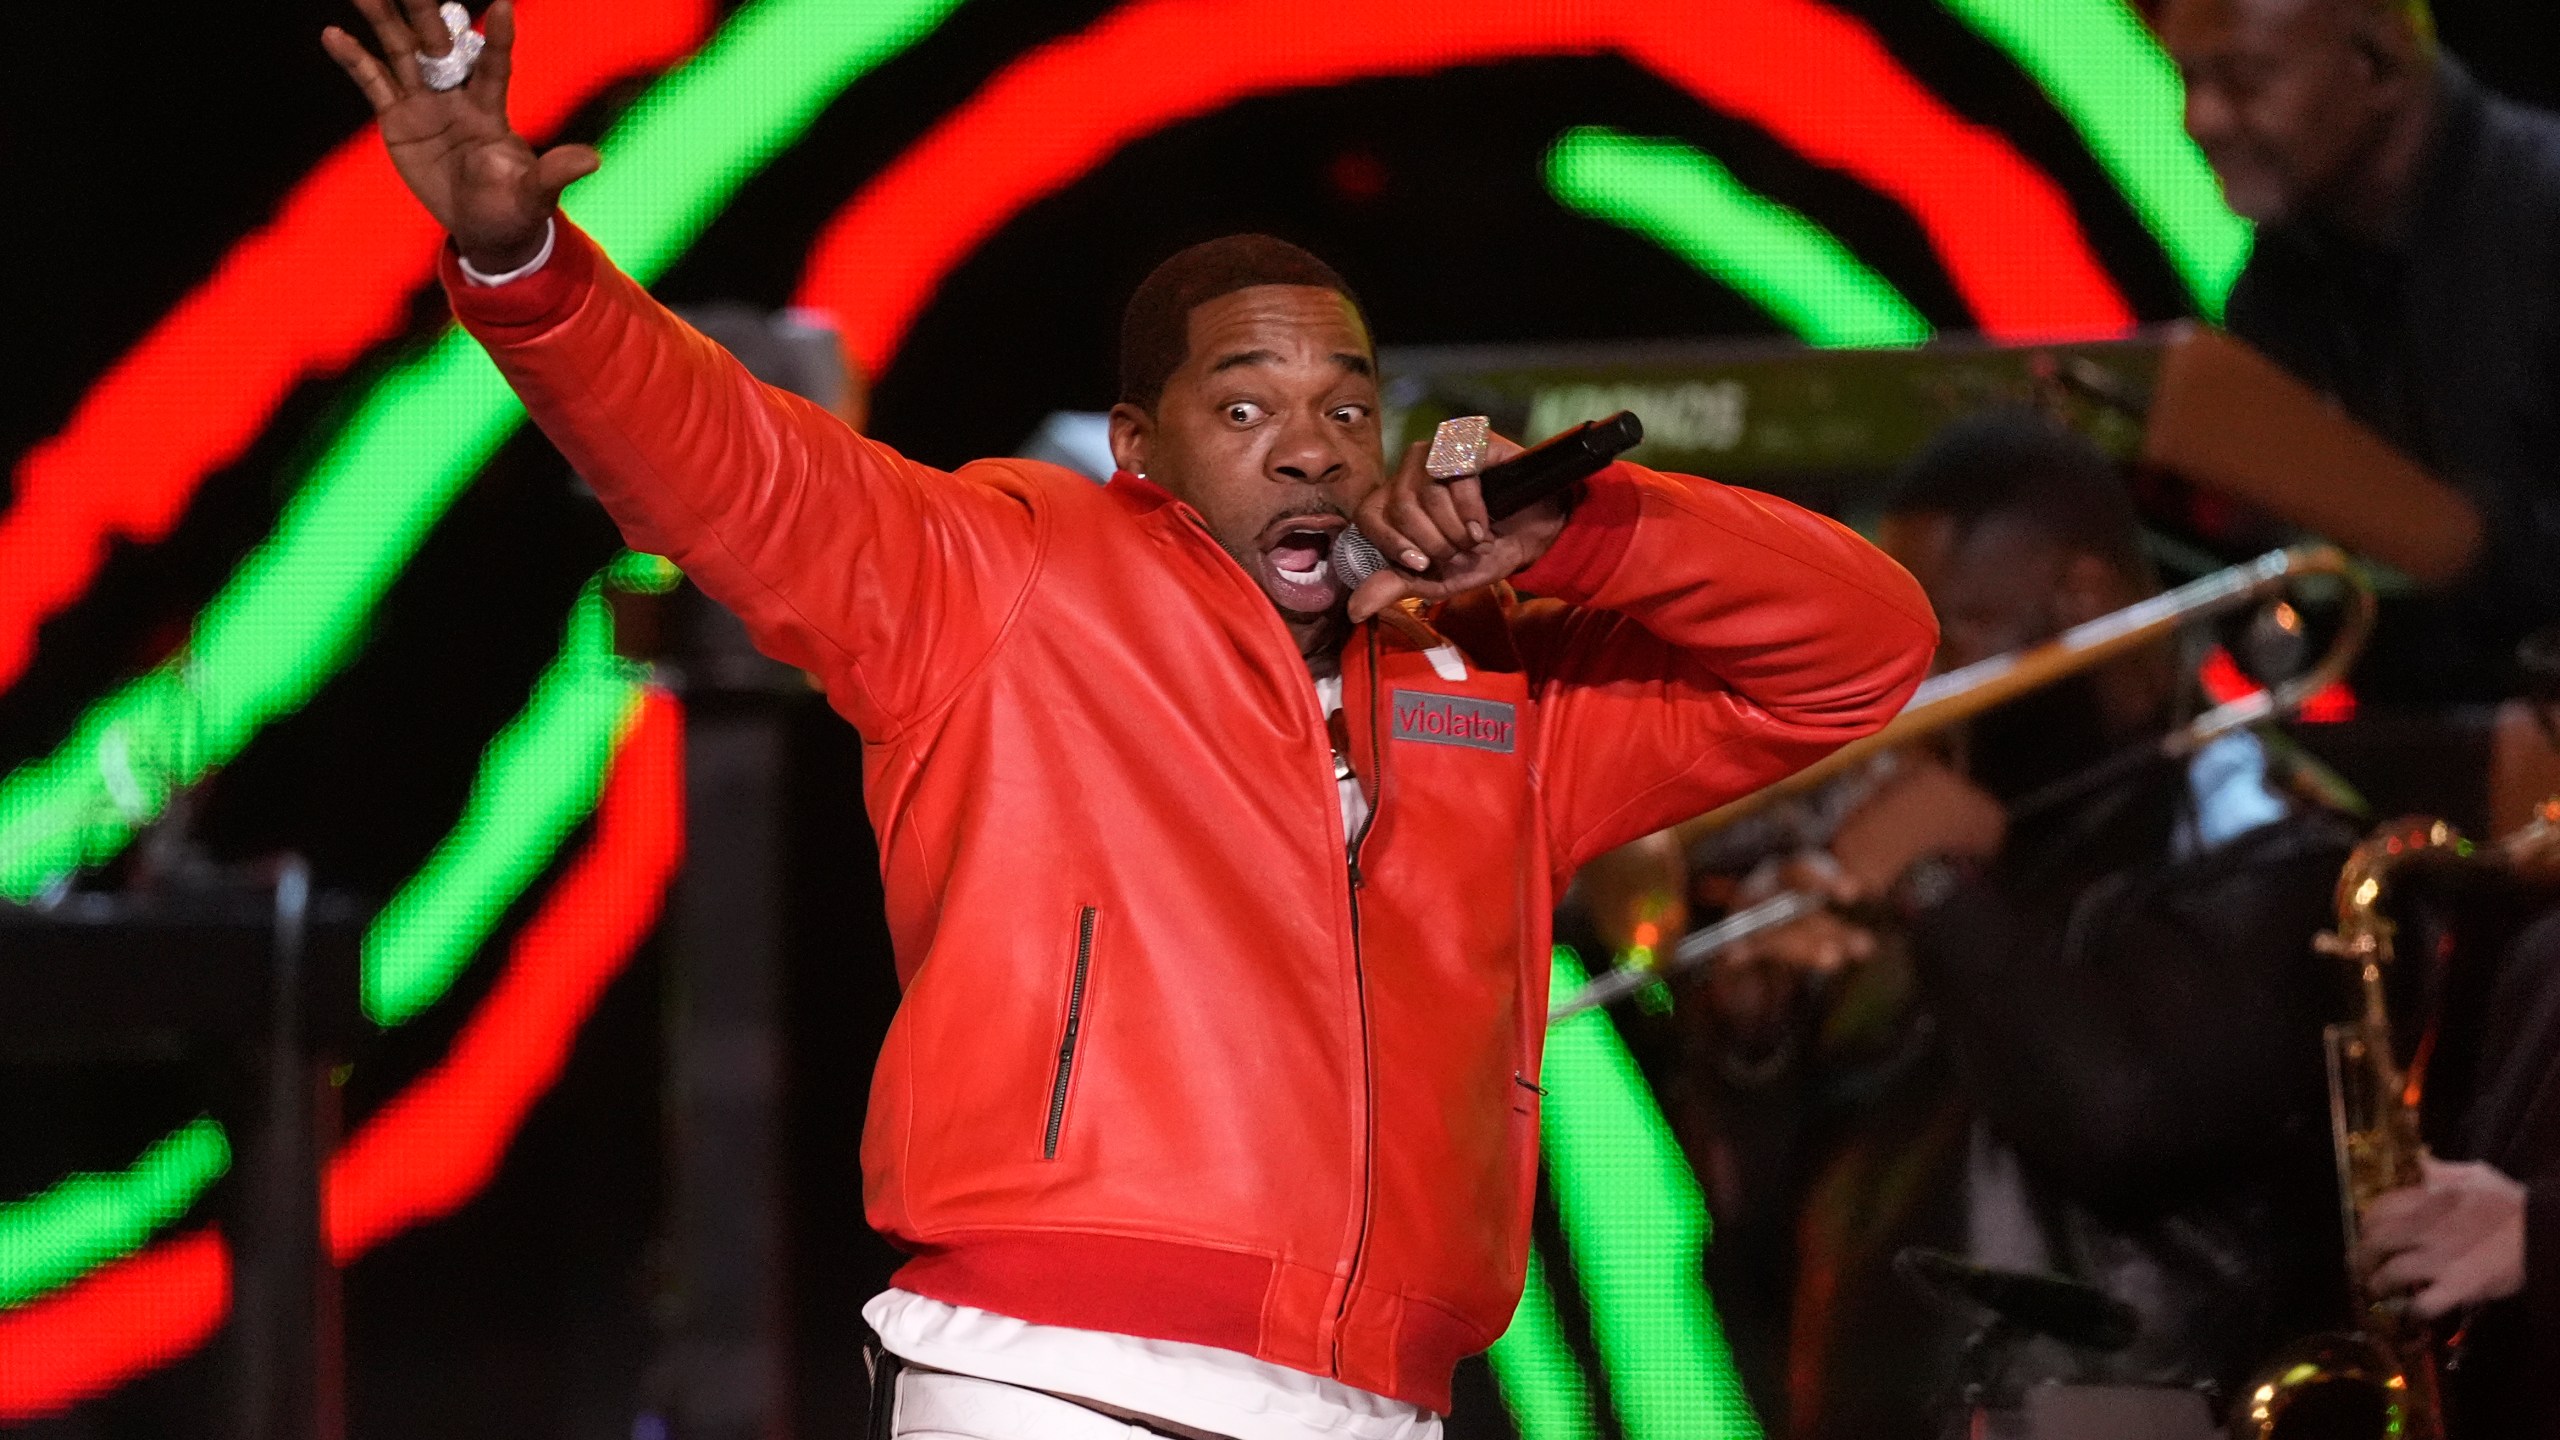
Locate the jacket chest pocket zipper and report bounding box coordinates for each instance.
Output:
[1043,906,1099,1160]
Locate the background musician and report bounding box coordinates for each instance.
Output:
[1637,411,2361,1436]
[2356,629,2560,1438]
[2160,0,2560,698]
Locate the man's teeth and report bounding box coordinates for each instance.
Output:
[1277,558,1331,585]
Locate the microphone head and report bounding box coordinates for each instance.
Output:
[1333,529,1392,591]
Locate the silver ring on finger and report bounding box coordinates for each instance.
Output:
[1424,414,1492,481]
[416,3,485,91]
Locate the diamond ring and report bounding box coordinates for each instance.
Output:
[416,4,485,92]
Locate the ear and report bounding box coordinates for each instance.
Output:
[2053,552,2127,629]
[2351,4,2426,84]
[1107,402,1153,479]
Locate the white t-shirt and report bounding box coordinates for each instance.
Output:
[867,672,1424,1440]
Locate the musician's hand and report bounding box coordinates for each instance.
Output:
[1717,853,1875,975]
[1827,755,2006,894]
[1348,433,1567,622]
[2359,1156,2527,1317]
[322,0,598,272]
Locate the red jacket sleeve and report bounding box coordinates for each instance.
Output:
[442,218,1041,739]
[1508,461,1936,879]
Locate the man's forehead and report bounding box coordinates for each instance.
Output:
[2163,0,2341,50]
[1183,284,1373,366]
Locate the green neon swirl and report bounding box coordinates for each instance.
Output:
[1939,0,2251,317]
[1487,1239,1601,1440]
[1545,127,1932,349]
[1539,947,1760,1439]
[0,1118,230,1309]
[0,0,964,900]
[364,578,646,1025]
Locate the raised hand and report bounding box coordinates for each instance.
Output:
[1346,433,1569,623]
[322,0,599,272]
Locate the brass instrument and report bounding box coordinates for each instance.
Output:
[1684,541,2375,842]
[2238,799,2560,1438]
[2237,818,2458,1439]
[1555,543,2376,1020]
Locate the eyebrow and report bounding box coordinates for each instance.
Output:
[1205,349,1376,378]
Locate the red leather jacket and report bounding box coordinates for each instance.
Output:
[445,221,1934,1413]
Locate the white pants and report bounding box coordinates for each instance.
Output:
[892,1369,1189,1439]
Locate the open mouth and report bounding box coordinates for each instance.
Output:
[1259,516,1347,611]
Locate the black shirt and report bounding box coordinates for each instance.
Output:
[2226,59,2560,698]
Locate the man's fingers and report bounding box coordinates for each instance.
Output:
[2365,1185,2451,1240]
[468,0,514,109]
[399,0,455,55]
[322,26,404,112]
[1414,481,1477,558]
[1386,487,1460,564]
[2367,1247,2437,1297]
[2412,1280,2464,1320]
[1348,571,1416,624]
[535,143,602,198]
[349,0,428,89]
[1444,474,1491,545]
[1354,506,1429,575]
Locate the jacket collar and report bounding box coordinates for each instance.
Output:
[1106,469,1182,515]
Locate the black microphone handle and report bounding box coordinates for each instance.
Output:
[1333,411,1643,589]
[1476,411,1645,521]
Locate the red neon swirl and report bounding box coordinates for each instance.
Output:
[0,0,709,696]
[0,692,684,1422]
[794,0,2133,375]
[0,1230,230,1418]
[327,690,683,1259]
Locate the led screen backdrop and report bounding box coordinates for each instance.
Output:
[0,1,2549,1436]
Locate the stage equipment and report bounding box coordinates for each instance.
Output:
[2231,802,2560,1439]
[1553,543,2374,1020]
[1381,322,2476,585]
[2,868,365,1440]
[1332,411,1644,589]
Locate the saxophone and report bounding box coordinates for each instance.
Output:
[2234,816,2458,1440]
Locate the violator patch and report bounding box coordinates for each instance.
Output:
[1391,690,1516,753]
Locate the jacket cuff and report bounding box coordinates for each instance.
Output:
[1508,460,1642,603]
[439,215,600,341]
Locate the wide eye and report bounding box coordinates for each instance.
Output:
[1330,404,1371,426]
[1224,401,1267,426]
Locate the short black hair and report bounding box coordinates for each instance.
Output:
[1886,408,2151,584]
[1118,235,1366,410]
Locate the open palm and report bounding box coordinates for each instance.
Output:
[322,0,599,271]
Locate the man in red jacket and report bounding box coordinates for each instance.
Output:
[326,4,1936,1436]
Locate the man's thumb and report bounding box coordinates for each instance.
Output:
[1348,572,1412,624]
[535,144,602,200]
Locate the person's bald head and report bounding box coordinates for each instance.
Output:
[2159,0,2436,226]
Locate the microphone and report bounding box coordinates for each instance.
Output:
[1332,411,1644,590]
[1892,1247,2141,1354]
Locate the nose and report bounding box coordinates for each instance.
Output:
[1268,408,1350,488]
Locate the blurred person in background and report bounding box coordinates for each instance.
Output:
[2351,625,2560,1439]
[2161,0,2560,698]
[1620,412,2358,1437]
[319,3,1937,1438]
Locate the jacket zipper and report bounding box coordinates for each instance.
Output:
[1163,503,1383,1359]
[1333,627,1384,1365]
[1043,905,1099,1160]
